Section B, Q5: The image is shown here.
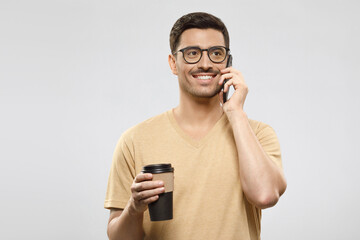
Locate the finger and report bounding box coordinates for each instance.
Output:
[133,187,165,201]
[132,180,164,193]
[134,173,153,183]
[223,79,235,93]
[221,67,242,75]
[218,73,233,85]
[224,76,246,90]
[221,66,233,74]
[139,195,159,205]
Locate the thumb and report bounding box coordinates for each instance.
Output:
[219,90,224,105]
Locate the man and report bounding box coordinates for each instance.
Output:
[105,12,287,240]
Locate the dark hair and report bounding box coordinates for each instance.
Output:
[169,12,230,54]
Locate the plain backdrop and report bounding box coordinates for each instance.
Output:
[1,0,359,239]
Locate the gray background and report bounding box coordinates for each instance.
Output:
[1,0,359,239]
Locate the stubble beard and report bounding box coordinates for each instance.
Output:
[179,77,223,99]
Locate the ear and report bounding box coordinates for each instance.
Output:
[168,54,178,75]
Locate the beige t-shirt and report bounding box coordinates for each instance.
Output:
[105,110,282,240]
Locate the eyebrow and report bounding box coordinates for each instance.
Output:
[181,45,200,49]
[181,45,226,49]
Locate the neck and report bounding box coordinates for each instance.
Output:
[174,91,223,128]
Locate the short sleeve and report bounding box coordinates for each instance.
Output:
[104,133,136,209]
[256,123,283,169]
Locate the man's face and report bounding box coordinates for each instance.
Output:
[170,28,228,99]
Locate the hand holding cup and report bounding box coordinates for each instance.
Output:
[128,173,165,215]
[142,164,174,221]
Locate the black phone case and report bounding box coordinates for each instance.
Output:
[223,55,233,103]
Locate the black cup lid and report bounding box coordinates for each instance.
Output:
[142,164,174,174]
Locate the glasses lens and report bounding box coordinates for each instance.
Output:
[209,47,227,63]
[183,47,201,63]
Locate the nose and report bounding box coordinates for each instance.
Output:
[197,50,212,70]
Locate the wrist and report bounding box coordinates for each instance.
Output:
[226,109,248,123]
[126,199,144,218]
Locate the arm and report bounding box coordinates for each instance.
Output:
[107,173,165,240]
[107,208,142,240]
[227,111,286,209]
[219,67,287,209]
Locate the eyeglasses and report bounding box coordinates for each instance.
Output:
[174,46,230,64]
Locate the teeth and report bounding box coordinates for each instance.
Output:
[195,75,213,80]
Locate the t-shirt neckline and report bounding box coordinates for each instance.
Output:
[166,108,228,148]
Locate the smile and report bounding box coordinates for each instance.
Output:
[192,74,217,80]
[195,75,213,80]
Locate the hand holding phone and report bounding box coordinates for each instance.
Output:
[222,55,233,103]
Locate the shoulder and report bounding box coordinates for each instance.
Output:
[248,118,282,167]
[248,118,278,138]
[119,111,170,143]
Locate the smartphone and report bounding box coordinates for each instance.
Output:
[223,54,233,103]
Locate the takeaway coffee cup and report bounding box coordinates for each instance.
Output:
[142,163,174,221]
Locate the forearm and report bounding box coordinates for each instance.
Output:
[229,110,287,209]
[107,201,144,240]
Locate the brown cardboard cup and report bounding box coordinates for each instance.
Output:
[142,164,174,221]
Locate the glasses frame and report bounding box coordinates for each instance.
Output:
[174,46,230,64]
